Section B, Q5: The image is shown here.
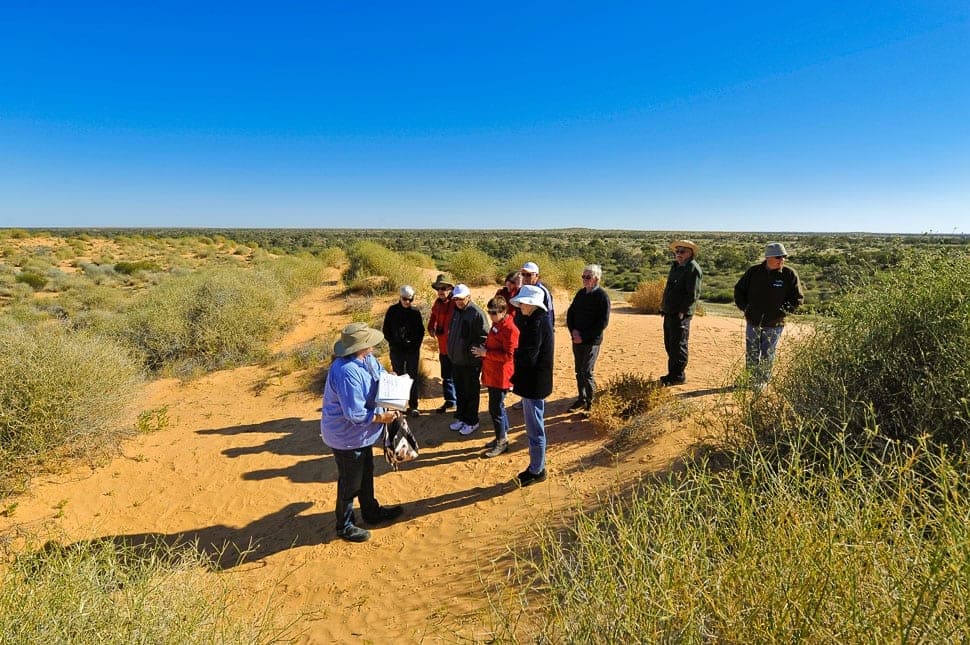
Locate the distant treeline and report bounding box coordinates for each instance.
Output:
[15,227,970,310]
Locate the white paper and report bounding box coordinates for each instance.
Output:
[375,372,413,411]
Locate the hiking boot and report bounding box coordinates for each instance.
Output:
[659,375,686,387]
[436,403,456,413]
[484,440,508,458]
[449,419,465,431]
[337,524,371,543]
[567,398,587,412]
[517,468,547,487]
[459,423,480,436]
[484,438,498,449]
[362,505,403,525]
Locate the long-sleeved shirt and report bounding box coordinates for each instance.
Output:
[734,262,804,327]
[382,303,425,353]
[427,296,455,354]
[481,313,519,390]
[446,301,489,366]
[661,259,703,317]
[321,353,387,450]
[566,286,611,345]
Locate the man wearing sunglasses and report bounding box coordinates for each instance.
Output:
[659,240,703,386]
[565,264,611,411]
[382,285,425,415]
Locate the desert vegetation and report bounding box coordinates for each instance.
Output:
[1,228,969,640]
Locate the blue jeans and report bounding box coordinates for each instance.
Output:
[572,343,600,404]
[438,352,456,405]
[487,387,509,442]
[331,446,380,531]
[522,398,546,474]
[745,323,785,384]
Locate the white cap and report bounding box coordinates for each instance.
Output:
[452,284,471,299]
[521,261,539,274]
[399,285,415,298]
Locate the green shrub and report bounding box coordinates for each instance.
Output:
[588,372,670,446]
[401,250,436,269]
[254,255,329,297]
[113,260,162,275]
[316,245,347,267]
[773,256,970,451]
[0,322,141,483]
[448,247,496,286]
[344,241,422,295]
[14,271,47,290]
[0,538,281,642]
[119,268,288,373]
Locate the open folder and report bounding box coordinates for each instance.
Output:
[375,372,414,411]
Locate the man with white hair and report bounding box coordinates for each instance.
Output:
[565,264,611,411]
[382,285,425,415]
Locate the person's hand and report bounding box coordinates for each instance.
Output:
[470,345,486,358]
[571,329,582,344]
[376,410,400,424]
[678,313,685,320]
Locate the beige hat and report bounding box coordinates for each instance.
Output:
[333,322,384,357]
[669,239,699,255]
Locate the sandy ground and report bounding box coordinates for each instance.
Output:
[0,280,791,642]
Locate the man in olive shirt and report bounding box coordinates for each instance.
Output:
[659,240,702,386]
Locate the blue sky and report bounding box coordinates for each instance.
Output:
[1,2,968,233]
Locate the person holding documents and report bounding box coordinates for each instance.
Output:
[322,322,404,543]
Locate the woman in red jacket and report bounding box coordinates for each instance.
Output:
[471,296,519,457]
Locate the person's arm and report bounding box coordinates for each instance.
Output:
[680,266,700,315]
[382,307,394,344]
[783,271,805,313]
[734,268,751,312]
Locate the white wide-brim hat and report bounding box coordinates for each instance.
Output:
[509,284,547,311]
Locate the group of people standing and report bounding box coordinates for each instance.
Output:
[321,244,802,542]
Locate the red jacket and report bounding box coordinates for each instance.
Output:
[427,296,456,354]
[481,313,519,390]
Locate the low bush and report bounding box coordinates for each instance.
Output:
[14,271,47,290]
[628,278,666,313]
[119,268,289,373]
[254,255,330,297]
[113,260,162,275]
[588,372,670,447]
[344,241,422,295]
[0,322,141,490]
[448,247,496,285]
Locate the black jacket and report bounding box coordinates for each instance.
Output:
[566,286,611,345]
[661,259,702,317]
[446,301,489,366]
[734,262,804,327]
[511,309,554,399]
[382,303,425,353]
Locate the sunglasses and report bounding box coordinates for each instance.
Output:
[487,309,503,315]
[401,297,413,302]
[581,274,595,280]
[674,248,690,254]
[520,271,534,277]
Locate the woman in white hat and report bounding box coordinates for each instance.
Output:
[509,285,554,486]
[321,322,404,543]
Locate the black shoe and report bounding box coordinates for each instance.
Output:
[567,398,586,412]
[517,468,547,487]
[659,375,686,386]
[362,505,403,525]
[337,524,371,542]
[435,403,455,413]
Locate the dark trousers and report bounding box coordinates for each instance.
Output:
[390,348,420,408]
[572,343,601,404]
[453,363,482,426]
[663,313,693,379]
[332,446,380,531]
[438,352,456,405]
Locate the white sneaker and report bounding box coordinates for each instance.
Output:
[449,420,465,431]
[459,423,479,436]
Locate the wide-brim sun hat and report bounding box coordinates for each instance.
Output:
[334,322,384,357]
[509,284,547,311]
[669,239,699,255]
[431,273,454,290]
[452,284,471,299]
[764,242,788,258]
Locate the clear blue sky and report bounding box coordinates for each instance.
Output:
[2,2,968,233]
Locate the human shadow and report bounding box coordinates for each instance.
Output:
[196,417,323,459]
[677,386,736,399]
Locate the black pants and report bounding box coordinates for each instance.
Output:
[572,343,601,404]
[332,446,380,531]
[452,363,482,426]
[390,348,420,408]
[662,313,692,379]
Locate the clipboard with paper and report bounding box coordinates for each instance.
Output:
[375,372,413,411]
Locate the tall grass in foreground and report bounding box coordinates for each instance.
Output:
[0,322,141,493]
[0,539,285,643]
[498,438,970,642]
